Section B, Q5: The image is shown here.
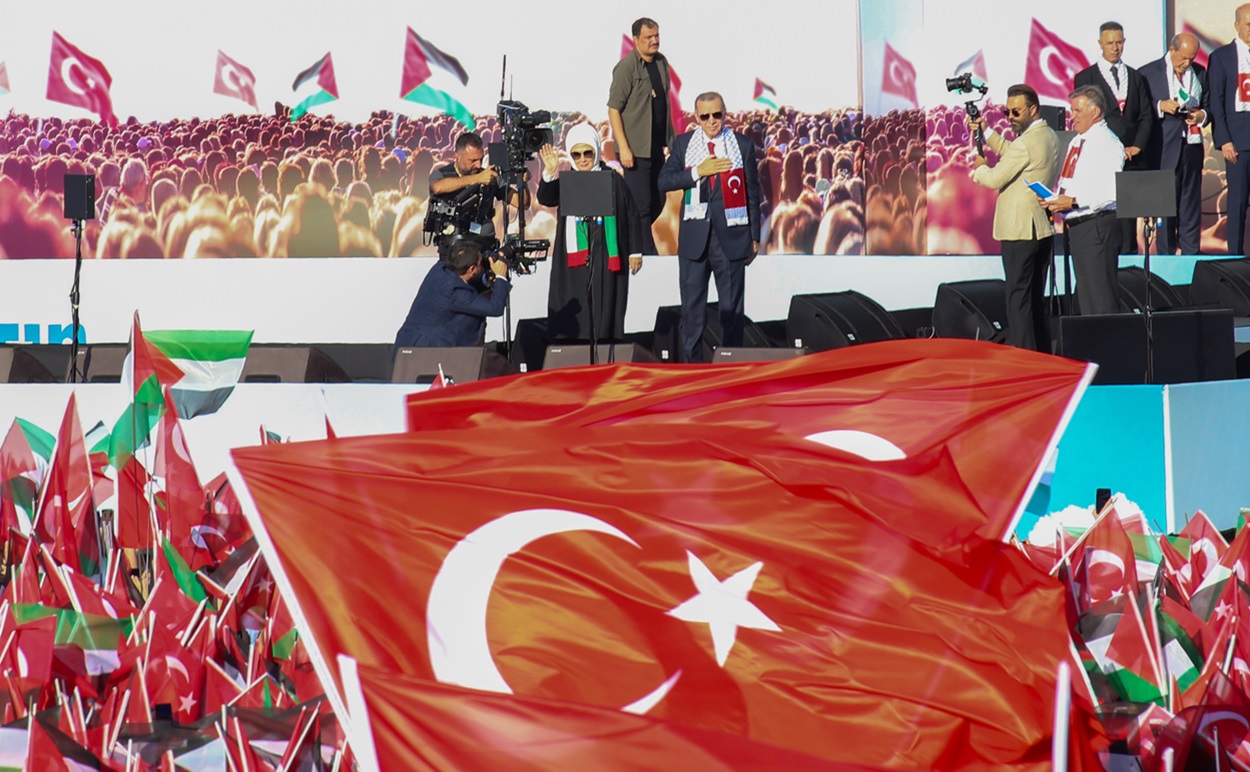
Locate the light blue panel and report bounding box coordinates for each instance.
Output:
[1166,380,1250,532]
[1017,385,1166,538]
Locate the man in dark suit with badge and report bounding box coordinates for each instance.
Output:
[1074,20,1152,253]
[658,92,761,363]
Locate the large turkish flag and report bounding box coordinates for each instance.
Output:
[234,415,1097,768]
[403,339,1093,550]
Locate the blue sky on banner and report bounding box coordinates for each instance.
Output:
[862,0,1165,113]
[0,0,857,123]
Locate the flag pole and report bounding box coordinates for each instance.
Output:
[1052,659,1070,772]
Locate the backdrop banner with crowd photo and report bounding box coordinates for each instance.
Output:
[0,0,863,259]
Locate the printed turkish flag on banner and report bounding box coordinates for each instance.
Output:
[233,418,1101,768]
[403,340,1093,549]
[1024,18,1090,103]
[46,31,116,125]
[346,659,875,771]
[881,42,918,108]
[213,50,258,111]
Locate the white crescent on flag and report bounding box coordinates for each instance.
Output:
[1039,46,1071,87]
[61,58,89,96]
[425,508,682,714]
[806,430,907,461]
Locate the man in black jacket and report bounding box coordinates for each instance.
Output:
[1073,20,1152,253]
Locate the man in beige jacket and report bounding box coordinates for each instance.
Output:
[970,84,1061,352]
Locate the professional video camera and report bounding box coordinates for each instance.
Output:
[945,72,989,155]
[485,234,551,275]
[495,100,553,183]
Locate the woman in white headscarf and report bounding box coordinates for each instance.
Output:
[538,123,643,342]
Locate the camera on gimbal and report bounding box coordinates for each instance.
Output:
[945,72,990,155]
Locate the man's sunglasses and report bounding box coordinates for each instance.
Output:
[698,111,725,121]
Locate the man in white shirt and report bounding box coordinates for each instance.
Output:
[1043,85,1125,316]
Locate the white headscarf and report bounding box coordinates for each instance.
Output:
[564,123,602,168]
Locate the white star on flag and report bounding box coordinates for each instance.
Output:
[667,551,780,667]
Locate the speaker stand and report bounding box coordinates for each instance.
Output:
[67,218,85,383]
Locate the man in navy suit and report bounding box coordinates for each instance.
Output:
[394,240,511,351]
[1210,4,1250,256]
[1073,21,1153,253]
[658,92,761,363]
[1142,33,1209,255]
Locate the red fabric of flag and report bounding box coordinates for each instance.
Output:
[882,42,918,108]
[213,50,257,111]
[403,339,1091,550]
[1024,18,1090,103]
[46,31,116,125]
[234,418,1096,769]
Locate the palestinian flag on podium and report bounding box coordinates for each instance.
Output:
[290,52,338,121]
[400,28,473,128]
[753,78,777,110]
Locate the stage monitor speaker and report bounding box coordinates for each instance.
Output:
[241,345,351,383]
[712,347,809,363]
[0,347,57,383]
[1189,258,1250,315]
[308,343,394,383]
[1052,308,1234,384]
[392,346,515,384]
[932,280,1008,342]
[63,174,95,221]
[74,344,128,383]
[544,343,658,369]
[651,304,770,363]
[786,291,903,352]
[512,318,551,371]
[1117,266,1185,313]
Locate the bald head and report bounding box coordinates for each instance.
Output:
[1169,32,1200,76]
[1237,4,1250,45]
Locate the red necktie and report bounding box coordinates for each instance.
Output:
[708,141,719,194]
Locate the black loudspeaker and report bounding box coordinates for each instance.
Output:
[241,345,351,383]
[63,174,96,220]
[0,348,57,383]
[392,346,515,384]
[712,347,810,362]
[512,318,551,371]
[74,344,128,383]
[932,280,1008,342]
[1052,309,1234,384]
[310,344,394,383]
[1039,105,1066,132]
[544,343,659,369]
[651,304,771,363]
[890,307,935,338]
[1189,258,1250,315]
[1117,266,1185,312]
[786,291,904,352]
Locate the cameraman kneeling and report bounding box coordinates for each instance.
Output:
[394,240,510,350]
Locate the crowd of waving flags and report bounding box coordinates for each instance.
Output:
[11,329,1250,766]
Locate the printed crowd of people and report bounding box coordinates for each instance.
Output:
[0,105,863,261]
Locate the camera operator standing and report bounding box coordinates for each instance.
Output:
[968,84,1060,353]
[428,132,528,259]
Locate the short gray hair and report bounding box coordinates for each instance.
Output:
[1068,85,1106,117]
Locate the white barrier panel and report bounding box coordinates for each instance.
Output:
[0,255,1009,345]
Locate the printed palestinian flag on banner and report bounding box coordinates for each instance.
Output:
[290,52,338,121]
[143,329,253,419]
[753,78,777,110]
[0,62,9,96]
[400,28,473,128]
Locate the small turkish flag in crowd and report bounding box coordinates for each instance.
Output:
[1024,18,1090,103]
[46,31,116,125]
[881,42,918,108]
[213,50,258,111]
